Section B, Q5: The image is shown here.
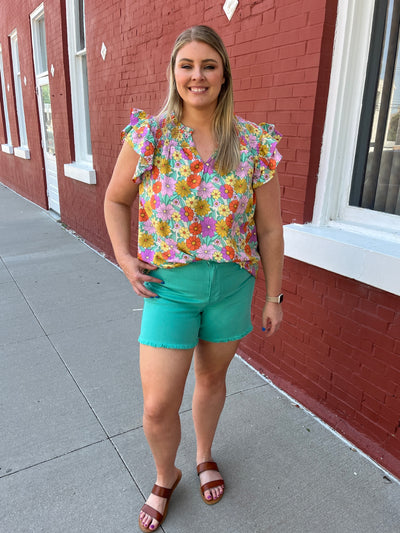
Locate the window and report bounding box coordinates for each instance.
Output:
[0,44,13,153]
[9,30,30,158]
[31,7,48,77]
[350,0,400,216]
[284,0,400,296]
[64,0,96,184]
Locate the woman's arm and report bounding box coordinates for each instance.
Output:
[254,171,284,337]
[104,141,160,297]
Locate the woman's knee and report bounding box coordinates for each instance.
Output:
[195,367,227,392]
[143,397,179,425]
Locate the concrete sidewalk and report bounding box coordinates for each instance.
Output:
[1,182,399,533]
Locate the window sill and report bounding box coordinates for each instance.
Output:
[1,144,13,154]
[14,146,30,159]
[64,162,96,184]
[284,223,400,296]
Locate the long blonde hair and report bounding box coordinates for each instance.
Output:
[159,25,240,174]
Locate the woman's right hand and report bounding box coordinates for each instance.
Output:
[118,254,162,298]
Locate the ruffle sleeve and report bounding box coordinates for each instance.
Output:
[252,123,283,189]
[121,108,156,183]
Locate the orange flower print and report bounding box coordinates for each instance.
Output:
[139,208,148,222]
[182,147,193,160]
[190,160,204,173]
[152,181,162,193]
[269,158,277,170]
[144,143,154,156]
[244,244,252,256]
[189,222,202,235]
[151,167,160,180]
[229,199,239,213]
[187,174,201,188]
[220,184,233,199]
[180,206,194,221]
[222,246,235,260]
[225,214,233,228]
[186,236,201,251]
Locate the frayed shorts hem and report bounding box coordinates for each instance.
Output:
[138,326,253,350]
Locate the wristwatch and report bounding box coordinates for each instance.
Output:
[265,293,284,304]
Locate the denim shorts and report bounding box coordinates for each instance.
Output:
[139,261,256,349]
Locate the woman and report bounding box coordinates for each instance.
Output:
[104,25,283,532]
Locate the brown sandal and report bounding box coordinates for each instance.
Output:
[197,461,224,505]
[138,469,182,532]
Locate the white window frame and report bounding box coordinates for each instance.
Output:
[9,30,30,159]
[31,4,48,79]
[0,44,13,154]
[64,0,96,184]
[284,0,400,296]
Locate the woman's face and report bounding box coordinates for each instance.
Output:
[174,41,225,114]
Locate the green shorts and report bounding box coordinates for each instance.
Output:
[139,261,256,349]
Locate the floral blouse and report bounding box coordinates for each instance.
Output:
[122,109,282,277]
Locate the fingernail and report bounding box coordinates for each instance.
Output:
[262,327,266,331]
[207,495,212,500]
[161,281,165,284]
[150,526,155,530]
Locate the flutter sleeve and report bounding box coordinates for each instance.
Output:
[121,108,156,183]
[252,123,283,189]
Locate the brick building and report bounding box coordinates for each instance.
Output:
[1,0,399,478]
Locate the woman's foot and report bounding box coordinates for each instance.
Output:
[139,468,182,532]
[197,461,224,504]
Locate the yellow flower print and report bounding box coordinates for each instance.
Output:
[259,144,269,157]
[186,197,196,209]
[245,199,254,214]
[177,242,191,254]
[172,150,181,161]
[172,212,181,222]
[225,176,235,186]
[156,221,171,237]
[159,159,171,174]
[216,220,229,238]
[234,178,247,194]
[175,181,191,197]
[194,199,210,216]
[218,204,230,217]
[179,166,191,178]
[211,189,221,200]
[154,155,163,167]
[153,252,166,266]
[213,251,223,261]
[144,200,153,217]
[160,241,170,252]
[179,227,190,239]
[139,233,154,249]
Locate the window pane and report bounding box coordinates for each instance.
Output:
[75,0,86,52]
[350,0,400,215]
[37,16,48,74]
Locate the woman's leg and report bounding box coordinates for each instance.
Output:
[139,344,193,530]
[192,338,240,502]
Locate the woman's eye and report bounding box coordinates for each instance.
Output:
[204,65,215,70]
[181,65,191,69]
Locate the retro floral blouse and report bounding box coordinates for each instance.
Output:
[122,109,282,277]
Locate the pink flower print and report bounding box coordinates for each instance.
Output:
[143,220,156,233]
[248,227,258,243]
[201,217,216,237]
[157,203,174,221]
[236,196,248,214]
[198,181,214,199]
[197,244,215,260]
[236,161,251,178]
[141,249,155,263]
[161,176,175,197]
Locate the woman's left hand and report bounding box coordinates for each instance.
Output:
[262,301,283,337]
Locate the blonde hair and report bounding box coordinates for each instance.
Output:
[159,25,240,174]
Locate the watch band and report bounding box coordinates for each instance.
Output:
[265,293,284,304]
